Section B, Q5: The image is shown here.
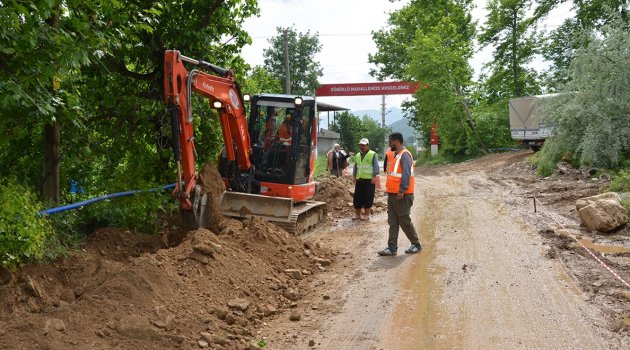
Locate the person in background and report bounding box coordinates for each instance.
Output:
[378,132,422,256]
[352,138,378,221]
[326,143,351,177]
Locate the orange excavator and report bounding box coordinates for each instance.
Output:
[163,50,326,233]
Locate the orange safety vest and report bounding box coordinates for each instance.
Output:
[278,121,292,144]
[385,148,415,194]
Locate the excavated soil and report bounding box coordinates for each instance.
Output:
[2,154,629,349]
[314,175,387,219]
[0,163,334,350]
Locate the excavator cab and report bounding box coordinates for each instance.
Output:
[247,94,317,201]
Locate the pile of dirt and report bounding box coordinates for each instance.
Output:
[0,163,334,350]
[314,175,387,218]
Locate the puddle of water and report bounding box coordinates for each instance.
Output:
[573,239,630,255]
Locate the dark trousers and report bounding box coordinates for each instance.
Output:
[387,193,420,252]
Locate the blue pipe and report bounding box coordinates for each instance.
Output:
[39,183,176,216]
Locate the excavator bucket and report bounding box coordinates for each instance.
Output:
[218,191,327,234]
[219,192,294,221]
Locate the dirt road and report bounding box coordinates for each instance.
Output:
[260,151,628,349]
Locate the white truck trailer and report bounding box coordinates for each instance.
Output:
[509,94,556,151]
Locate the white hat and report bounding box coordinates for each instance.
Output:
[359,138,369,145]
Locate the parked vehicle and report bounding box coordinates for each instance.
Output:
[509,94,557,151]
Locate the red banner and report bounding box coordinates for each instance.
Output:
[315,82,422,96]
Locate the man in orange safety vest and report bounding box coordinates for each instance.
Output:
[378,132,422,256]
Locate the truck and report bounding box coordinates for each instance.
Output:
[163,50,326,234]
[508,94,557,151]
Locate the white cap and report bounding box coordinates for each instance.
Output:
[359,138,369,145]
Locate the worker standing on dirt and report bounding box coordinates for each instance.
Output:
[352,138,379,221]
[378,132,422,256]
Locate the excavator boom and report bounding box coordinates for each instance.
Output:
[163,50,326,234]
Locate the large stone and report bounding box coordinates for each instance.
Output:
[114,315,158,340]
[227,298,250,312]
[576,192,628,232]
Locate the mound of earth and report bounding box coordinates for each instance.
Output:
[314,175,387,218]
[0,163,333,350]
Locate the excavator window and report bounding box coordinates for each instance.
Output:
[249,99,314,184]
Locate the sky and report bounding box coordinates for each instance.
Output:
[241,0,574,112]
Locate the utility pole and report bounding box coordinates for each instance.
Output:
[283,29,291,94]
[380,95,386,127]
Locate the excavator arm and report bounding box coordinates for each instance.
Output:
[163,50,252,209]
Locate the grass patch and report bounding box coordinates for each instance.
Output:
[313,155,328,177]
[607,170,630,193]
[414,149,477,166]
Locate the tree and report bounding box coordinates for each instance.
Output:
[370,0,480,155]
[477,0,542,102]
[242,66,283,95]
[361,117,390,155]
[329,112,365,153]
[535,0,629,90]
[539,16,630,169]
[0,0,259,202]
[263,26,323,95]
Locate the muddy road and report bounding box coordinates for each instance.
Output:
[260,151,630,349]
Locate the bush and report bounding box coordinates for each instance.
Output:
[80,190,175,234]
[0,181,52,267]
[607,170,630,193]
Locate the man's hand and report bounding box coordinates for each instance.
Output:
[370,177,376,185]
[352,176,356,184]
[396,192,404,200]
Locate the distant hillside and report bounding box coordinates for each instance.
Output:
[388,117,418,141]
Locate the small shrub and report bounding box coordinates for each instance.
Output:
[0,181,52,267]
[607,170,630,193]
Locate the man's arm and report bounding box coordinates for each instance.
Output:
[383,154,388,173]
[399,152,413,193]
[372,153,379,177]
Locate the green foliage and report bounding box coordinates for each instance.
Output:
[0,181,51,267]
[313,155,328,178]
[242,66,283,95]
[478,0,542,100]
[361,116,389,155]
[371,0,482,156]
[415,148,476,166]
[538,16,630,169]
[76,187,176,235]
[537,0,629,90]
[607,170,630,193]
[472,102,515,149]
[329,112,364,153]
[263,26,323,95]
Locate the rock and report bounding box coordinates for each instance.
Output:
[556,161,575,175]
[309,339,316,346]
[312,257,331,267]
[44,318,66,334]
[285,269,304,280]
[262,304,277,316]
[576,192,628,232]
[198,339,209,348]
[193,243,215,257]
[74,286,85,298]
[228,298,250,311]
[283,289,299,301]
[600,173,611,181]
[322,295,330,300]
[215,308,229,320]
[114,315,158,340]
[225,313,237,325]
[22,276,43,298]
[200,332,229,345]
[189,251,210,264]
[152,315,175,331]
[289,311,301,321]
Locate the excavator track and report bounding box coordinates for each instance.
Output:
[273,201,327,235]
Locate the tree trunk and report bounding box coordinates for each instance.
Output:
[42,121,60,204]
